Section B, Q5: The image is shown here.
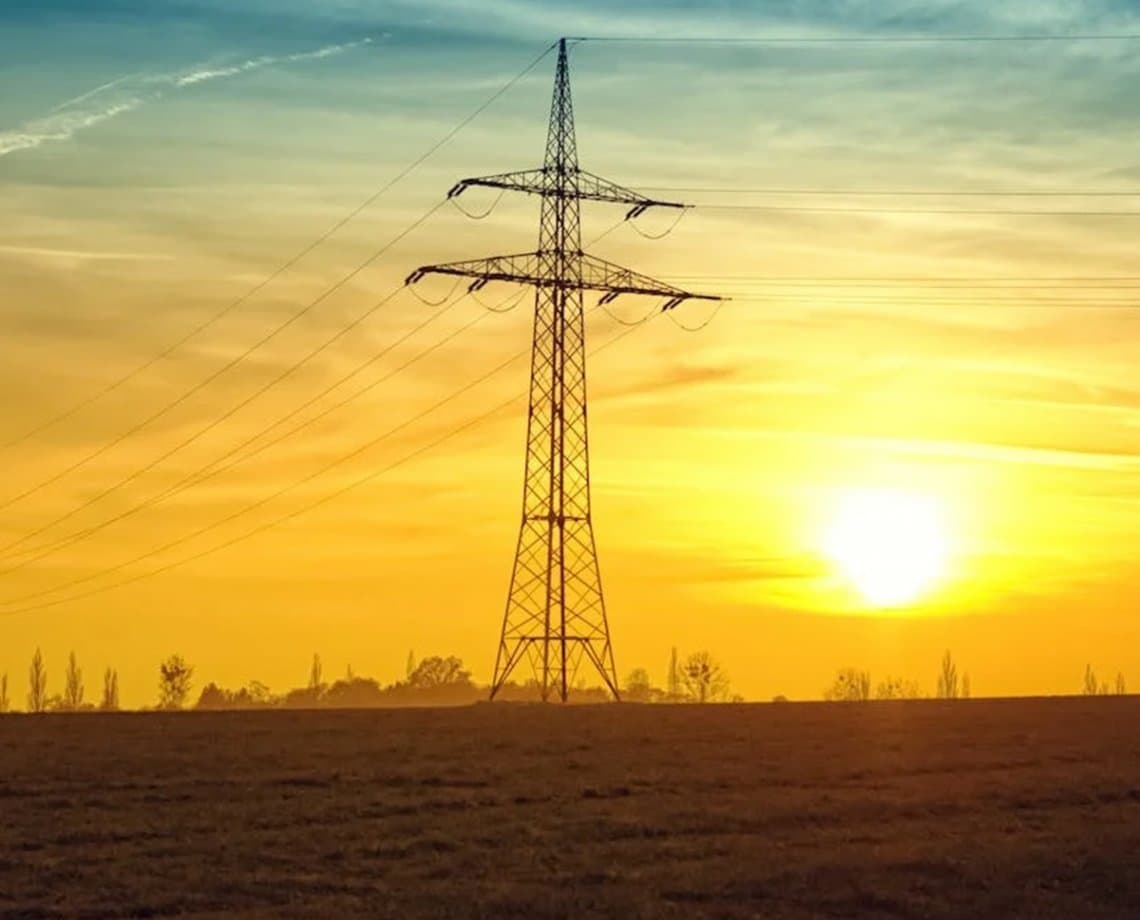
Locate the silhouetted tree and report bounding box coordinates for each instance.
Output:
[1083,664,1099,697]
[874,676,922,700]
[826,667,872,701]
[568,684,613,704]
[0,673,8,713]
[196,682,229,709]
[27,648,47,714]
[100,668,119,711]
[680,651,729,703]
[961,673,971,700]
[323,676,384,708]
[937,651,960,699]
[62,651,84,711]
[1115,672,1128,696]
[284,685,322,708]
[196,680,277,710]
[406,650,416,680]
[407,656,471,689]
[247,680,272,705]
[309,654,323,692]
[667,646,681,701]
[158,654,193,710]
[623,667,652,703]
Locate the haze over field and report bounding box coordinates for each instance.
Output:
[2,1,1140,705]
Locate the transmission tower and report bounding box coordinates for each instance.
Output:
[406,38,719,702]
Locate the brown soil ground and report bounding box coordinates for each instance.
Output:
[2,698,1139,918]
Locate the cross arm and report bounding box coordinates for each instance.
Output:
[405,251,723,311]
[448,168,687,219]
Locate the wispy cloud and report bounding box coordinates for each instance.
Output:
[46,73,140,114]
[0,38,374,159]
[173,37,372,87]
[0,245,173,262]
[0,100,145,157]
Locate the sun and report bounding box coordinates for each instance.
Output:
[822,488,950,608]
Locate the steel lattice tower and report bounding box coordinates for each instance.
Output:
[407,39,719,701]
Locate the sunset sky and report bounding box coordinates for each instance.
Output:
[2,1,1140,705]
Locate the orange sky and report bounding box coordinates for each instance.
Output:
[2,6,1139,706]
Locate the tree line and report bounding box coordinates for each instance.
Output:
[196,648,742,710]
[822,650,972,702]
[9,648,120,713]
[821,651,1132,701]
[0,647,738,712]
[0,647,1130,712]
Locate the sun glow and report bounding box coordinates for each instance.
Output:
[823,488,950,608]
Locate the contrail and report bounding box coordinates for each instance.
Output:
[0,100,144,158]
[46,73,139,114]
[0,38,374,158]
[174,38,373,87]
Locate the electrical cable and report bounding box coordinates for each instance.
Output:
[668,301,727,332]
[0,313,644,617]
[576,34,1140,45]
[0,298,493,576]
[689,204,1140,216]
[628,207,688,239]
[406,276,463,307]
[0,211,694,595]
[471,287,529,313]
[0,198,447,522]
[1,40,558,452]
[601,302,658,326]
[639,187,1140,197]
[450,188,508,220]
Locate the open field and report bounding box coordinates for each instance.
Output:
[2,698,1140,918]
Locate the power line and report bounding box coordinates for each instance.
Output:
[1,41,558,452]
[0,299,491,575]
[725,296,1140,309]
[576,34,1140,45]
[0,232,615,571]
[0,281,398,558]
[668,301,727,332]
[662,276,1140,283]
[0,198,448,518]
[690,204,1140,216]
[0,281,468,562]
[0,315,642,618]
[0,346,524,610]
[640,187,1140,198]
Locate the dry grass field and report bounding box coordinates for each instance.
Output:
[2,698,1140,918]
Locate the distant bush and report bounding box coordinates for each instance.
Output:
[623,668,653,703]
[324,677,385,708]
[196,681,278,710]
